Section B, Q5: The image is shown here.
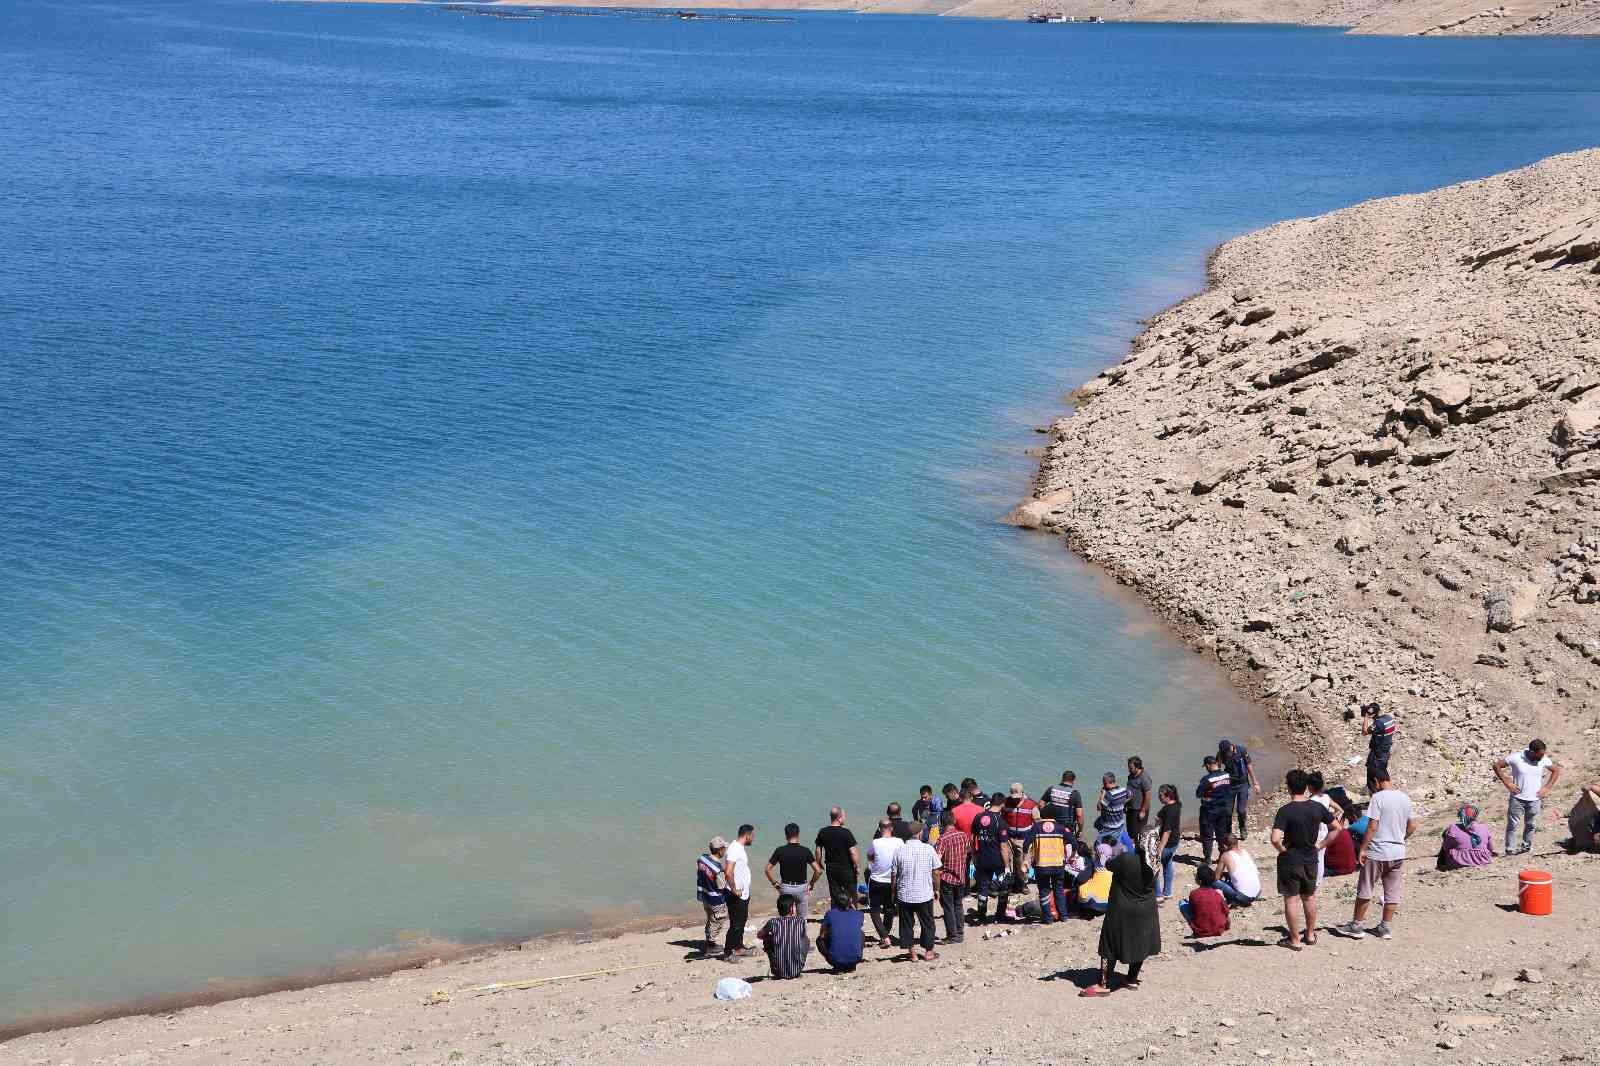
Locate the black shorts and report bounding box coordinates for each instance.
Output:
[1277,856,1319,897]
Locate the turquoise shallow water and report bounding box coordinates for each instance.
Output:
[4,0,1600,1026]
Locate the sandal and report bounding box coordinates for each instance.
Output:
[1276,937,1302,951]
[1078,984,1111,998]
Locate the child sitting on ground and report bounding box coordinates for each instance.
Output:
[1178,865,1230,938]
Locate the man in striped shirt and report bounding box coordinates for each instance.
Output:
[1095,772,1134,852]
[697,838,729,957]
[756,894,809,979]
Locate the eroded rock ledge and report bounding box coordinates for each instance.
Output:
[1027,149,1600,796]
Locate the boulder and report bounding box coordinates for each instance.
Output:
[1570,788,1600,853]
[1240,306,1276,326]
[1335,519,1374,555]
[1552,393,1600,445]
[1416,372,1473,410]
[1483,581,1542,633]
[1006,488,1075,529]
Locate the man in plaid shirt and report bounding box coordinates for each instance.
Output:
[934,811,972,944]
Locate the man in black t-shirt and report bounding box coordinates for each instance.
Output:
[767,822,821,920]
[1270,768,1339,951]
[969,793,1011,925]
[814,807,860,907]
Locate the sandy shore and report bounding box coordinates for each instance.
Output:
[301,0,1600,36]
[7,154,1600,1066]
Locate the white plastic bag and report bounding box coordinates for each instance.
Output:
[713,977,752,1002]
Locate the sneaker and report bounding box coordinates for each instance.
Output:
[1373,923,1393,940]
[1334,921,1365,938]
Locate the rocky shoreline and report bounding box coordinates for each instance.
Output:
[1017,149,1600,810]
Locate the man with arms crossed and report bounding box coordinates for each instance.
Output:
[1493,739,1560,855]
[1270,769,1339,950]
[1335,768,1415,940]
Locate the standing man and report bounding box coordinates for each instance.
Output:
[1196,755,1235,865]
[721,824,757,960]
[885,802,911,839]
[950,787,983,834]
[1031,804,1071,923]
[969,793,1010,925]
[1042,771,1085,838]
[891,822,942,961]
[1003,783,1039,891]
[934,810,971,944]
[911,785,944,840]
[1336,768,1415,940]
[766,822,820,921]
[1096,772,1134,852]
[864,817,902,948]
[1218,739,1261,839]
[1362,702,1399,793]
[1493,739,1560,855]
[814,807,860,907]
[1125,757,1154,854]
[1269,770,1338,951]
[697,837,729,956]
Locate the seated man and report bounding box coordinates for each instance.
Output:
[1437,804,1496,869]
[1215,834,1261,906]
[756,894,809,979]
[1179,865,1231,938]
[815,892,865,974]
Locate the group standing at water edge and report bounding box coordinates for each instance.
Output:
[694,714,1600,993]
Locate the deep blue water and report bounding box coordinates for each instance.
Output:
[3,0,1600,1024]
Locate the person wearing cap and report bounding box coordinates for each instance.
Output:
[1002,782,1039,892]
[1493,739,1560,855]
[1217,739,1260,838]
[697,837,729,956]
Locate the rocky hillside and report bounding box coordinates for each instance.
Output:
[1019,149,1600,798]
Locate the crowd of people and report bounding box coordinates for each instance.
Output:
[692,716,1587,994]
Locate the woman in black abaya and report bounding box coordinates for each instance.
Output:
[1079,846,1160,997]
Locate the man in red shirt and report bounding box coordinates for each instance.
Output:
[950,788,983,835]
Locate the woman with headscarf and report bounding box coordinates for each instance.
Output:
[1437,804,1496,869]
[1079,846,1160,997]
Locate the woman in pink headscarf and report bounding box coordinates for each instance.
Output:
[1437,804,1496,869]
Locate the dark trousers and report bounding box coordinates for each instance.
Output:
[723,894,749,955]
[1036,870,1068,923]
[816,940,856,973]
[824,863,856,906]
[938,881,967,942]
[866,880,896,940]
[897,899,936,953]
[1365,758,1388,794]
[1200,809,1229,862]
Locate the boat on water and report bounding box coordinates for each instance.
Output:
[1025,11,1073,22]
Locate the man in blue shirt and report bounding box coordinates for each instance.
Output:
[816,891,866,973]
[1196,755,1234,865]
[1363,703,1398,793]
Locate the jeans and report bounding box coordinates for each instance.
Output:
[816,941,856,973]
[867,880,896,940]
[897,899,936,952]
[1158,846,1178,899]
[1232,785,1252,834]
[1036,870,1068,922]
[724,894,749,955]
[1506,795,1541,853]
[702,901,728,951]
[938,881,967,942]
[1178,899,1194,928]
[1199,809,1229,862]
[779,882,810,919]
[1218,877,1256,907]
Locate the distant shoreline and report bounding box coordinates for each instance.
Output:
[286,0,1600,37]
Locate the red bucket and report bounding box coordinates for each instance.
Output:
[1518,869,1553,916]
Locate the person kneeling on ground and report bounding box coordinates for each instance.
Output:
[1179,865,1230,938]
[1215,833,1261,907]
[1437,804,1496,870]
[816,891,865,974]
[757,894,810,979]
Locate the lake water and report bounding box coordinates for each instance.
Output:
[4,0,1600,1028]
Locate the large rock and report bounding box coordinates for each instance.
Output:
[1006,488,1075,529]
[1484,581,1542,633]
[1553,392,1600,445]
[1335,519,1374,555]
[1416,372,1473,410]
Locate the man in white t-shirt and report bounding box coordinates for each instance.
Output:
[720,824,757,961]
[1335,769,1415,940]
[864,819,903,947]
[1493,739,1561,855]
